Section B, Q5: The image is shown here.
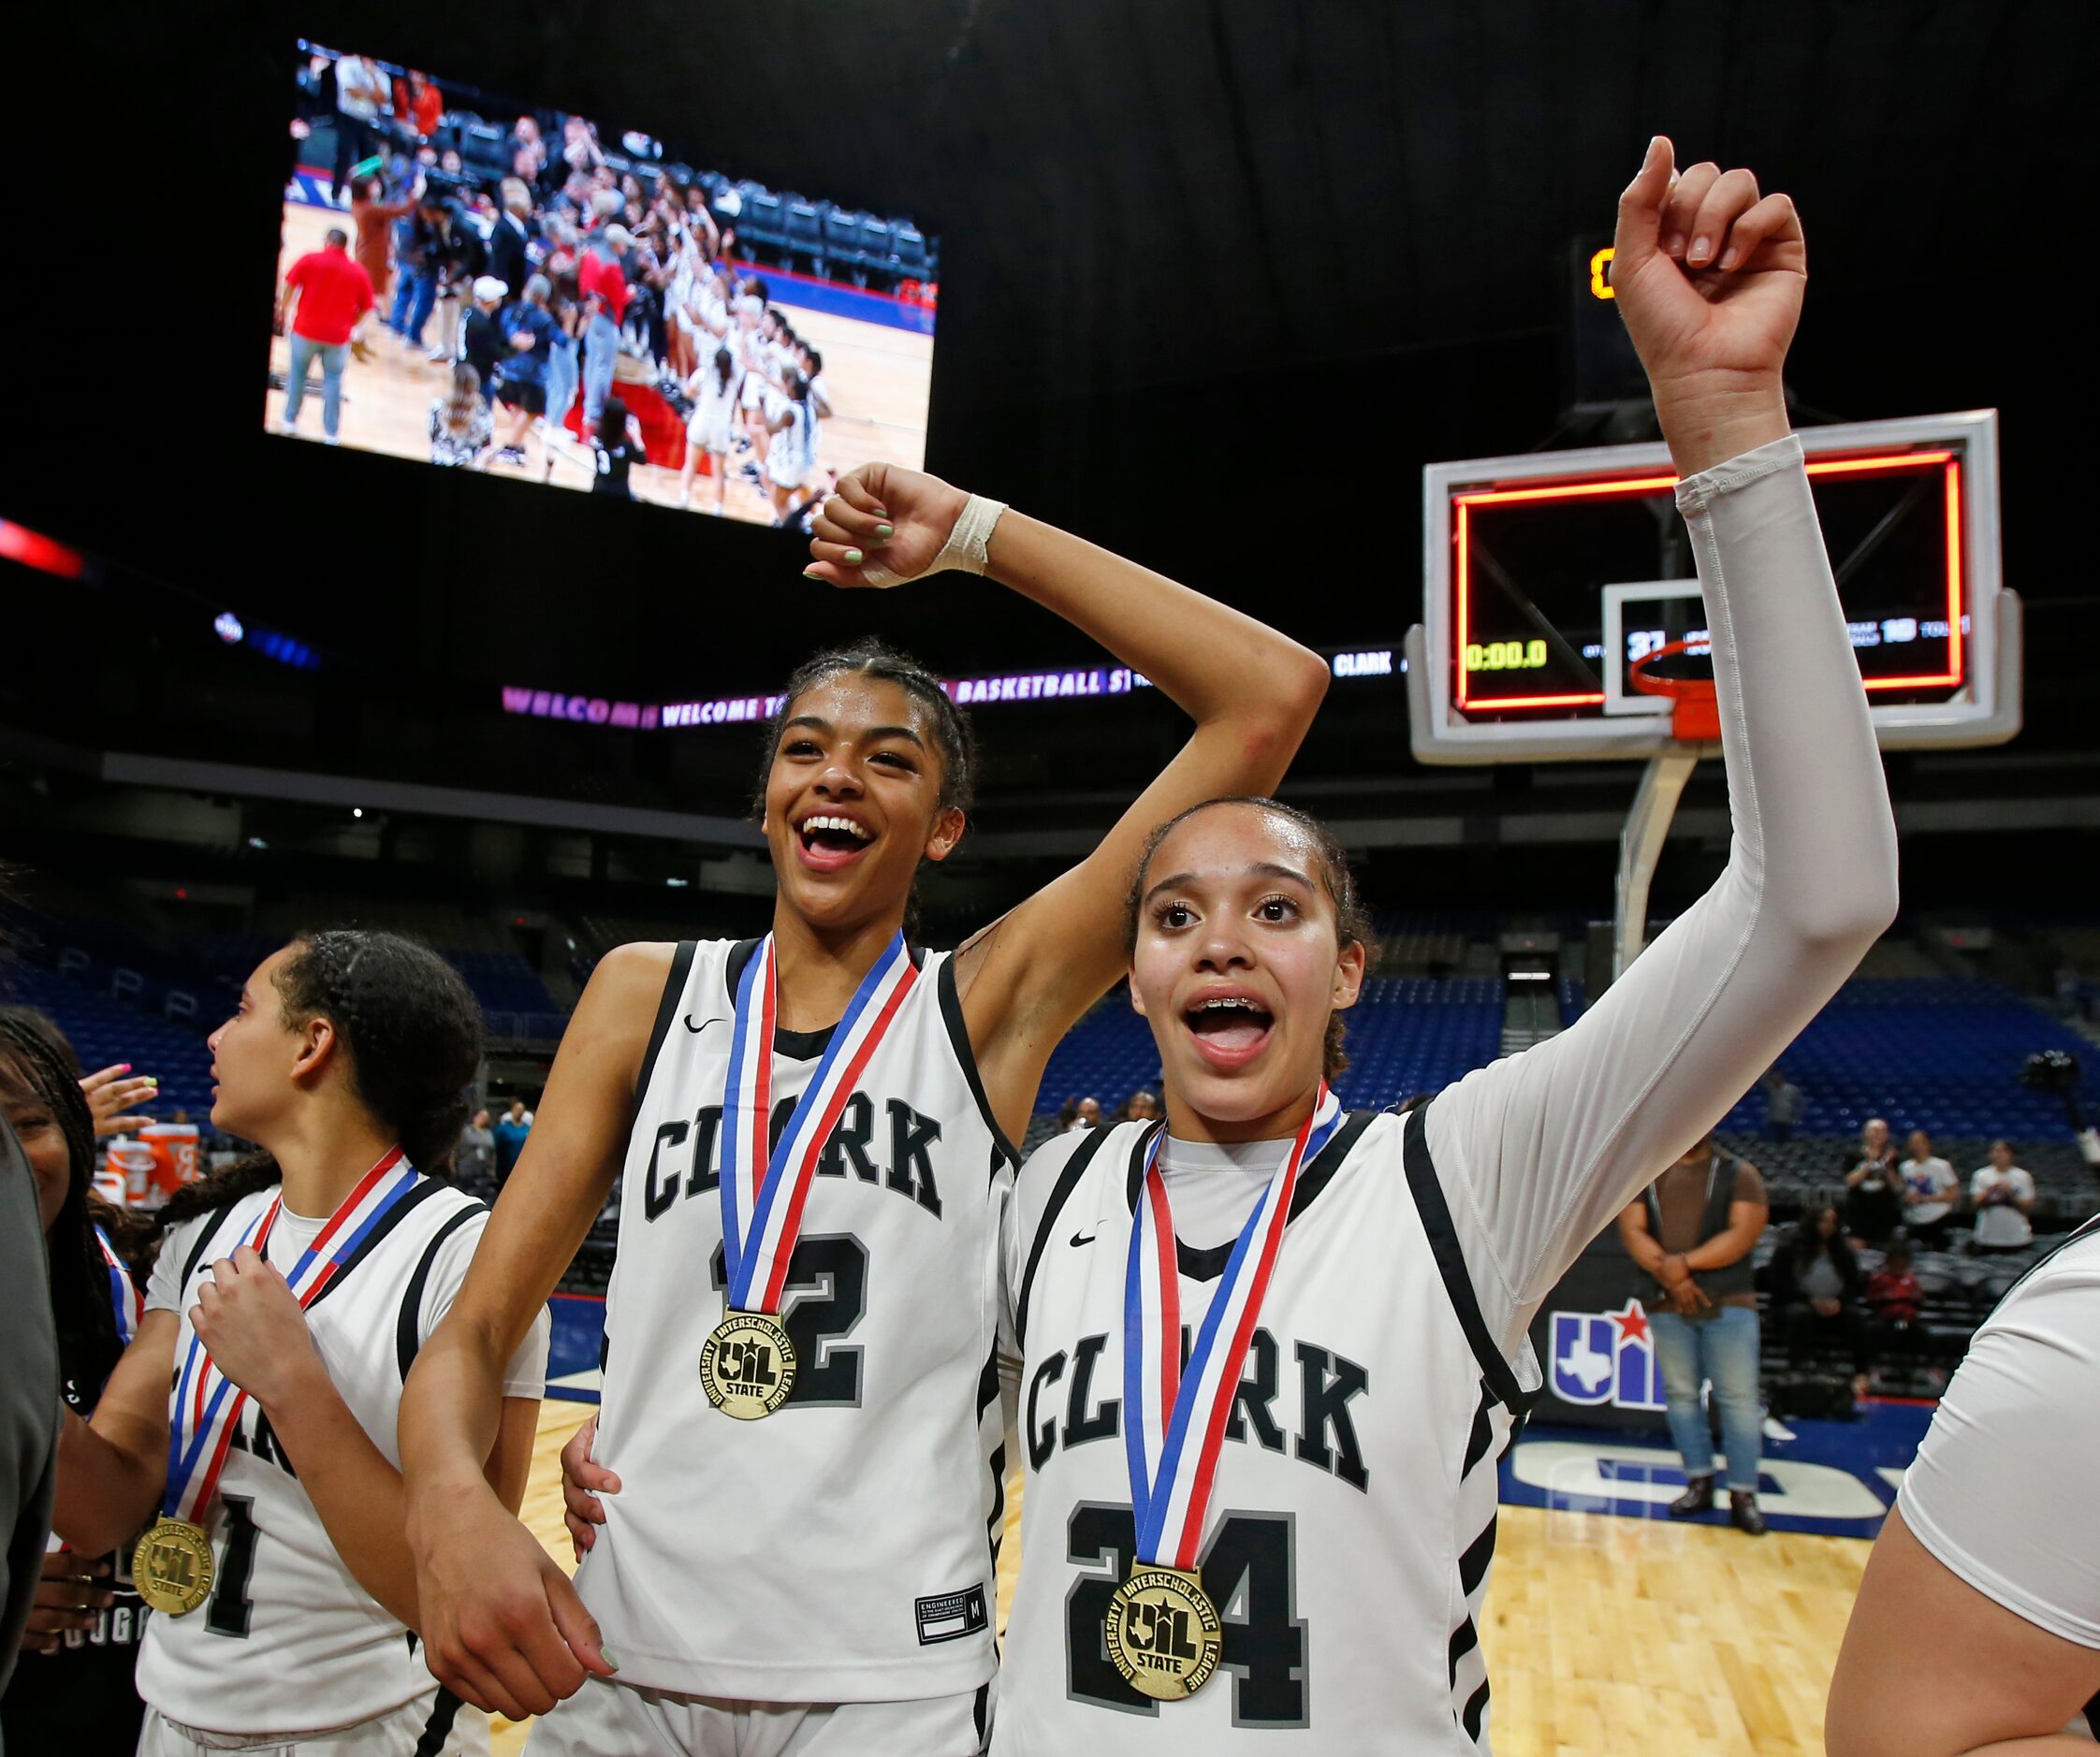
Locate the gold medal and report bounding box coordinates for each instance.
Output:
[699,1310,796,1420]
[1104,1563,1222,1701]
[133,1517,214,1617]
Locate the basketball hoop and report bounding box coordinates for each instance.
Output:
[1626,639,1721,742]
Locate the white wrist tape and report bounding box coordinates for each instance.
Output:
[859,495,1007,588]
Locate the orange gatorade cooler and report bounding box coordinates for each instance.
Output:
[137,1122,202,1205]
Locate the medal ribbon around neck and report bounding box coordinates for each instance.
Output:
[162,1147,420,1523]
[1123,1085,1345,1572]
[96,1225,141,1346]
[719,932,917,1314]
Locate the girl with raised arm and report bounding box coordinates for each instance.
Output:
[401,463,1329,1751]
[981,137,1894,1750]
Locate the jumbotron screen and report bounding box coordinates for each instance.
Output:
[270,43,938,526]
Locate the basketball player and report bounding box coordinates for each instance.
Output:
[51,932,548,1755]
[0,1009,150,1750]
[984,138,1898,1750]
[678,345,740,514]
[399,465,1332,1751]
[764,370,822,523]
[1827,1215,2100,1751]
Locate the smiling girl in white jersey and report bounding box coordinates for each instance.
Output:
[400,457,1331,1753]
[986,139,1898,1751]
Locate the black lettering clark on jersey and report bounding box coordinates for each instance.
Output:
[579,939,1016,1703]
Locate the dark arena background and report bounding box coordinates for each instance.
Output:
[5,3,2098,1752]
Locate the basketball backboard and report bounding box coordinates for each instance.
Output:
[1406,410,2019,763]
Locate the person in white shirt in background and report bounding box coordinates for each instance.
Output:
[1900,1129,1961,1250]
[1970,1139,2036,1253]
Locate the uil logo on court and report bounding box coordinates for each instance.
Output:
[1550,1300,1665,1410]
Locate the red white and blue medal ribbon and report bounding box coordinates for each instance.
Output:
[161,1148,419,1523]
[95,1225,141,1347]
[1124,1086,1345,1569]
[719,932,917,1314]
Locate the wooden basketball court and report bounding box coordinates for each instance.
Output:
[268,200,932,520]
[492,1399,1863,1754]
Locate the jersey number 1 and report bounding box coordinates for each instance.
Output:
[204,1495,259,1638]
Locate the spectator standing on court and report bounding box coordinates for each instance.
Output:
[1763,1068,1804,1142]
[493,1098,532,1185]
[275,227,373,444]
[427,364,491,468]
[578,225,633,437]
[461,277,509,403]
[328,53,389,203]
[1617,1134,1772,1535]
[487,180,534,300]
[494,275,559,467]
[1900,1128,1962,1250]
[1970,1140,2037,1253]
[1845,1116,1905,1245]
[349,171,418,317]
[457,1109,495,1184]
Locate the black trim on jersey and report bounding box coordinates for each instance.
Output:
[1462,1677,1492,1743]
[396,1203,489,1381]
[303,1179,457,1319]
[1447,1613,1479,1679]
[973,1681,991,1750]
[179,1201,252,1290]
[412,1686,464,1756]
[1459,1511,1498,1598]
[1116,1112,1380,1285]
[1014,1124,1122,1349]
[630,939,701,1131]
[724,936,931,1061]
[935,953,1020,1168]
[1404,1102,1538,1423]
[1462,1387,1495,1476]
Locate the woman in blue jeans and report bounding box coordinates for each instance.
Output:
[1618,1134,1772,1533]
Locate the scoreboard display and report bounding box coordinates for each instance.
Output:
[1408,411,2016,762]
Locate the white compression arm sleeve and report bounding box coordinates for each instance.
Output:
[1422,434,1901,1356]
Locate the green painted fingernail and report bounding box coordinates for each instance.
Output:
[802,566,824,579]
[600,1647,620,1672]
[844,548,864,566]
[875,524,893,540]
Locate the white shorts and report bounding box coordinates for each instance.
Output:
[687,404,736,454]
[137,1690,488,1755]
[526,1674,989,1757]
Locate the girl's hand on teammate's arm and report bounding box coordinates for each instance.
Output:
[559,1413,619,1560]
[189,1245,326,1412]
[410,1475,617,1720]
[1609,136,1801,476]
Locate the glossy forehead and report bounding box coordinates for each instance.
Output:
[1145,802,1322,887]
[777,671,933,742]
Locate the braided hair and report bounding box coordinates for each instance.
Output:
[153,930,483,1240]
[1124,797,1378,1080]
[0,1006,139,1399]
[755,638,978,817]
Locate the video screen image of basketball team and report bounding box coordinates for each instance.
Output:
[270,44,938,527]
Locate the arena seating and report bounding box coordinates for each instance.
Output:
[1,964,216,1120]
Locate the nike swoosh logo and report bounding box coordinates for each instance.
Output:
[683,1014,725,1034]
[1070,1231,1097,1248]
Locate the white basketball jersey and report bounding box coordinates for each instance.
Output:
[577,938,1016,1702]
[140,1180,549,1741]
[998,1105,1535,1753]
